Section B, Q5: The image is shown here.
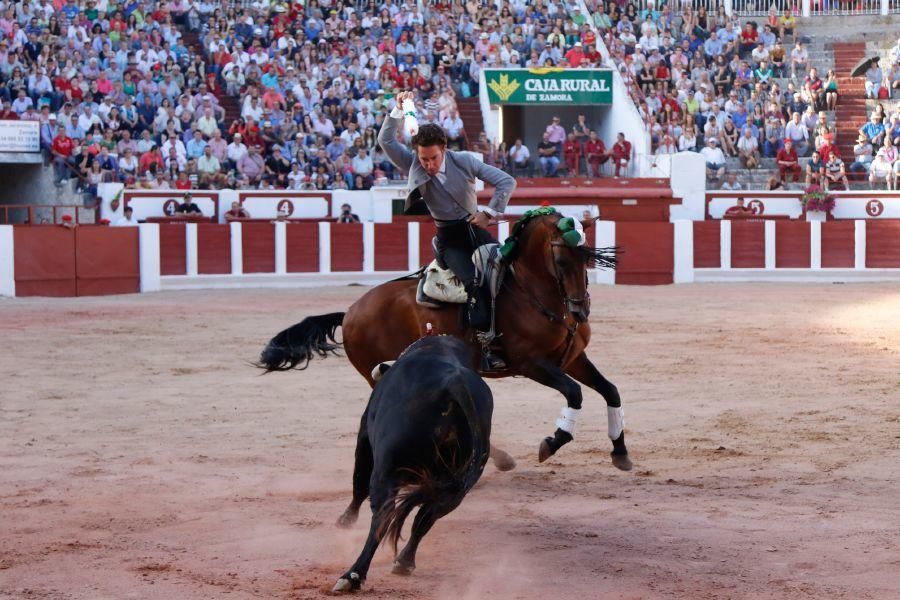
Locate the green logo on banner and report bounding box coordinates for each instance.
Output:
[485,68,613,105]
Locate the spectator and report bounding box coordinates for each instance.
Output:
[724,197,754,217]
[585,131,609,178]
[790,41,809,79]
[805,150,825,187]
[563,133,582,176]
[176,193,202,216]
[224,202,251,221]
[700,138,726,181]
[721,172,743,191]
[864,58,884,99]
[238,145,266,185]
[441,110,466,150]
[860,113,887,147]
[824,153,849,191]
[508,138,533,177]
[545,116,566,155]
[198,146,226,189]
[869,151,894,190]
[611,132,632,178]
[115,207,139,227]
[351,148,375,189]
[784,112,810,157]
[264,147,292,188]
[850,133,874,175]
[776,139,802,183]
[737,127,760,169]
[51,125,75,186]
[537,132,561,177]
[338,203,360,224]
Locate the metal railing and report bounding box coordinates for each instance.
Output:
[0,205,94,225]
[809,0,881,15]
[732,0,797,16]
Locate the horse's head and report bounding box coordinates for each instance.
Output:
[513,212,616,324]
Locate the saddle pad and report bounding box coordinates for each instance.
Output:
[422,260,468,304]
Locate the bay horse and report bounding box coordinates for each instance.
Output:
[260,210,632,471]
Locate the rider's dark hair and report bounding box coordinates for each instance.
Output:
[411,124,447,148]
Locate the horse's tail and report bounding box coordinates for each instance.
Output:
[258,312,345,372]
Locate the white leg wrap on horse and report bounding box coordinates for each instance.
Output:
[607,406,625,440]
[556,407,581,435]
[370,361,395,382]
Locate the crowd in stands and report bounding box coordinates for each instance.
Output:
[588,1,900,190]
[0,0,614,197]
[1,0,898,195]
[471,113,633,178]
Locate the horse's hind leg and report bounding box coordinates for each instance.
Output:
[565,352,632,471]
[337,409,373,528]
[522,361,584,462]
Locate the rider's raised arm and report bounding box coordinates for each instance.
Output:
[468,155,516,216]
[377,107,414,172]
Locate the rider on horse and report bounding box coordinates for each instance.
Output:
[378,91,516,371]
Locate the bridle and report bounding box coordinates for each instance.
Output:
[506,225,591,365]
[549,240,591,324]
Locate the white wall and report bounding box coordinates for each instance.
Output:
[668,152,708,221]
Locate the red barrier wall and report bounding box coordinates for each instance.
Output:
[693,222,720,268]
[866,221,900,268]
[286,223,319,272]
[374,223,408,271]
[75,226,139,295]
[775,222,811,268]
[13,227,76,296]
[159,223,186,276]
[821,222,855,268]
[615,222,673,285]
[241,223,275,273]
[731,222,765,268]
[198,224,231,274]
[13,226,139,297]
[331,223,363,271]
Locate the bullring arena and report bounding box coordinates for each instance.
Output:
[2,280,899,599]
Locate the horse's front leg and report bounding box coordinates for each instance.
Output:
[565,352,632,471]
[522,361,584,462]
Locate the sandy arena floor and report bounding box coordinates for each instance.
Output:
[1,283,899,600]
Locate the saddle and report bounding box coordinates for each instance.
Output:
[416,240,504,309]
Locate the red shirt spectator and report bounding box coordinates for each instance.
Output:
[565,44,585,68]
[585,133,608,178]
[776,140,801,181]
[52,131,74,158]
[611,133,632,177]
[563,135,582,175]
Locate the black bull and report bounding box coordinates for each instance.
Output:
[332,336,493,593]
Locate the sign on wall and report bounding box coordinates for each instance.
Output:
[485,68,613,105]
[238,192,329,219]
[0,120,40,153]
[707,194,803,219]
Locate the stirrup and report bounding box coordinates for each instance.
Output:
[480,349,507,372]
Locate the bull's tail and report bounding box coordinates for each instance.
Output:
[258,312,345,372]
[378,379,485,555]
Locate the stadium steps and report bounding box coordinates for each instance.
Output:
[178,28,242,124]
[457,97,484,144]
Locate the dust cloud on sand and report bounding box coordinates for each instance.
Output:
[1,283,899,599]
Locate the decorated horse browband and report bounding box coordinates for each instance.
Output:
[498,205,585,263]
